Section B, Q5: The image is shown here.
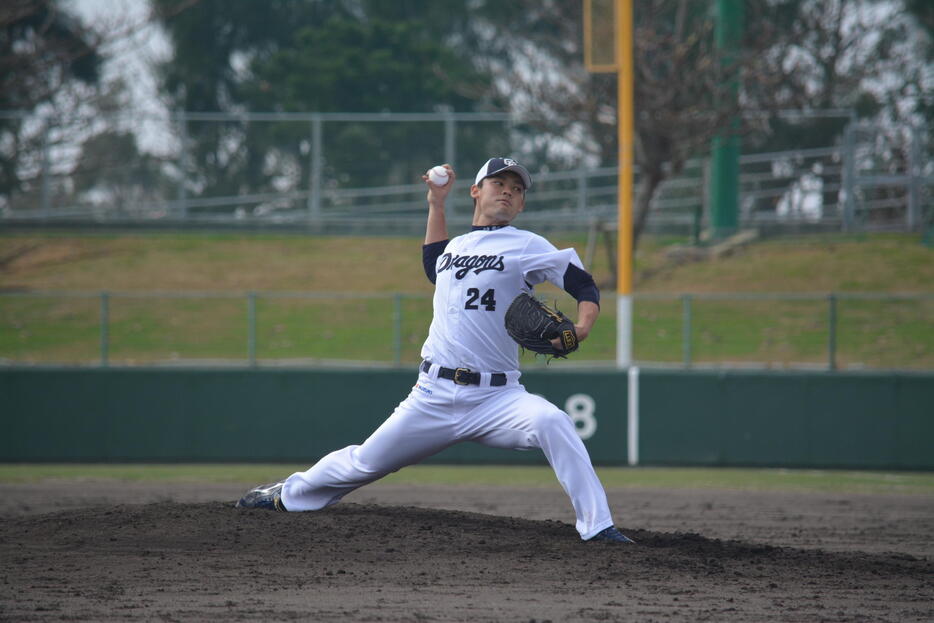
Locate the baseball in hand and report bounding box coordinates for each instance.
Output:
[428,165,449,186]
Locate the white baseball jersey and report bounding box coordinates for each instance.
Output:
[280,225,616,540]
[421,225,588,373]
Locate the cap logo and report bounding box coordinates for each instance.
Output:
[503,158,518,166]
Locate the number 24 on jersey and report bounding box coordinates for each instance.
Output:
[465,288,496,311]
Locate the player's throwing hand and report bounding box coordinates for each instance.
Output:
[423,164,455,203]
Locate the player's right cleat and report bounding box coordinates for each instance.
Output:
[235,481,287,511]
[588,526,635,544]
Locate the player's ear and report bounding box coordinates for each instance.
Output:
[470,184,481,199]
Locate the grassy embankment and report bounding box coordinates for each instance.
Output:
[1,231,932,368]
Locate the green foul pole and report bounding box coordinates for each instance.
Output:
[709,0,743,239]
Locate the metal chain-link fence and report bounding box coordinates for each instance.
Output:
[3,290,932,371]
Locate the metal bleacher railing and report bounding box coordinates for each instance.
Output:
[0,110,930,235]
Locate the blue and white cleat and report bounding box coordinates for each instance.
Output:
[236,481,287,511]
[588,526,635,544]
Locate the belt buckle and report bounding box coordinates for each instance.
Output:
[453,367,472,385]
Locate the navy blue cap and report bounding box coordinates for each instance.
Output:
[474,157,532,190]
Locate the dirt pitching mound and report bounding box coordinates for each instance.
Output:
[2,501,931,622]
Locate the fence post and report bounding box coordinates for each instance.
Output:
[828,293,837,371]
[247,292,257,367]
[99,291,109,367]
[444,113,456,170]
[692,204,703,246]
[584,217,600,267]
[40,123,51,217]
[700,157,710,241]
[682,294,693,367]
[842,123,856,231]
[309,115,322,219]
[393,293,403,366]
[578,167,588,214]
[176,109,188,219]
[907,124,921,231]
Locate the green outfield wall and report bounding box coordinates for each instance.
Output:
[1,368,931,469]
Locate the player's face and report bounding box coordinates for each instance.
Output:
[470,172,526,226]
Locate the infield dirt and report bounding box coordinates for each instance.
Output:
[1,481,931,621]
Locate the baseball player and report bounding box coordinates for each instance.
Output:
[237,157,633,544]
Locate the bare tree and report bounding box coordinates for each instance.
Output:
[469,0,757,246]
[628,0,749,244]
[0,0,100,207]
[470,0,930,248]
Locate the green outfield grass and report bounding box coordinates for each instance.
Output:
[1,231,932,368]
[1,464,931,495]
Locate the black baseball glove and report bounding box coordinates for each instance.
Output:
[504,292,579,358]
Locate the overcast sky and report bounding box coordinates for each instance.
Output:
[65,0,173,154]
[66,0,171,115]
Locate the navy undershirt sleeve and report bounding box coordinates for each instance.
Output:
[422,239,449,284]
[563,264,600,306]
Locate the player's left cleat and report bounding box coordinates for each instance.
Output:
[588,526,635,544]
[235,481,287,511]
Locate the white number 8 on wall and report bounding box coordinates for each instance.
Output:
[565,393,597,440]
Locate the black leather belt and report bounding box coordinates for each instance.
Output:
[421,361,507,386]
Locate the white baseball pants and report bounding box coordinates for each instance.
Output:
[281,363,615,540]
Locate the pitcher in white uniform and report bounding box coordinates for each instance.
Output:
[237,157,634,543]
